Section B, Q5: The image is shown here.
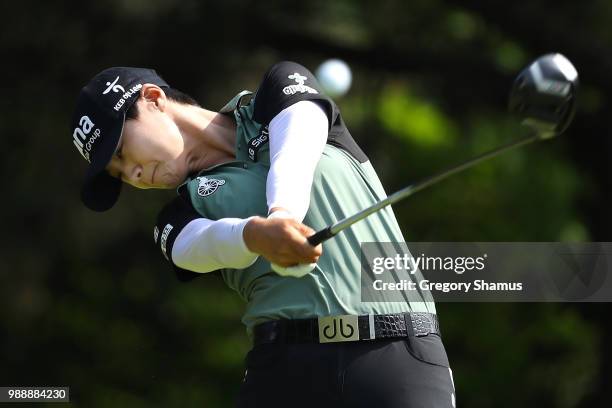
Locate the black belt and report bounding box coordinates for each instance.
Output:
[253,312,440,346]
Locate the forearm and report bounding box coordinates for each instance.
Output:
[171,217,258,273]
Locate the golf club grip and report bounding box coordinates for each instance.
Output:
[307,227,335,246]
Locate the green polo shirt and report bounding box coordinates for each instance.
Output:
[154,62,435,341]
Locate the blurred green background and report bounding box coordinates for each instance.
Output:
[1,0,610,406]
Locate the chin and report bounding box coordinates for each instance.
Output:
[163,172,188,188]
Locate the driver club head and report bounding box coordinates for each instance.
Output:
[509,53,579,139]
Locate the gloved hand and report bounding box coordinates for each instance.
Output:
[268,210,317,278]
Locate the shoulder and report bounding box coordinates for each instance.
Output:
[153,195,206,282]
[154,195,199,261]
[253,61,338,127]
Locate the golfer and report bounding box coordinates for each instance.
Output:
[71,62,456,407]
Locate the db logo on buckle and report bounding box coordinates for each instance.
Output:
[318,315,359,343]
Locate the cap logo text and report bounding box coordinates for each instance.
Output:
[73,115,101,162]
[114,83,143,112]
[103,76,126,95]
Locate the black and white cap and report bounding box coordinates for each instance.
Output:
[71,67,169,211]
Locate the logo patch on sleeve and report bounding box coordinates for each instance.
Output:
[248,126,269,161]
[196,176,226,197]
[160,224,174,260]
[283,72,318,95]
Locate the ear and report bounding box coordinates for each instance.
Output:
[141,84,167,112]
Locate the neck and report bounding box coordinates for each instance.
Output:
[170,103,237,173]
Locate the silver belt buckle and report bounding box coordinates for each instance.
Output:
[318,315,360,343]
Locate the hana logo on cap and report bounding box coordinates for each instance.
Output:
[102,76,126,95]
[72,115,101,162]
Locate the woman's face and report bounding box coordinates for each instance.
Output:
[106,91,189,189]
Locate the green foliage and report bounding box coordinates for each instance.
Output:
[378,84,458,148]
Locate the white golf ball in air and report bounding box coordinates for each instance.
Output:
[316,59,352,97]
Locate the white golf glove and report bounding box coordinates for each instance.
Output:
[268,210,317,278]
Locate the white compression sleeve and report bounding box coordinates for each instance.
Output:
[267,100,329,221]
[171,217,258,273]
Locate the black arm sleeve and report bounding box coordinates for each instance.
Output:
[253,60,369,163]
[253,61,337,128]
[154,197,205,282]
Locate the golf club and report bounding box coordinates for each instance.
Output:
[307,53,579,246]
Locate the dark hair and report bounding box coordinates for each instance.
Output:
[125,87,200,120]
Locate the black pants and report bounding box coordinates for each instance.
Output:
[235,334,456,408]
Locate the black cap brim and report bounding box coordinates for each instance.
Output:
[80,113,125,212]
[81,171,123,212]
